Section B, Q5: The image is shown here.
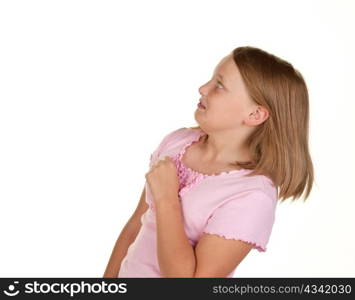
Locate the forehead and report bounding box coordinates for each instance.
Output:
[213,55,241,83]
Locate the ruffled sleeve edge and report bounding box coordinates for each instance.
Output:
[202,230,267,253]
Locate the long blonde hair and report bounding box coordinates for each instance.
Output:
[190,46,314,203]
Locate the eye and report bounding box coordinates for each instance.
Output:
[216,81,223,89]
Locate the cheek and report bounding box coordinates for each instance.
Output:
[208,101,241,122]
[220,99,242,114]
[224,101,248,123]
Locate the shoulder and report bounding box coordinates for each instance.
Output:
[233,172,278,205]
[149,127,201,162]
[166,126,199,137]
[159,126,201,145]
[208,173,277,213]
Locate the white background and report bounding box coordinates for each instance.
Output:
[0,0,354,277]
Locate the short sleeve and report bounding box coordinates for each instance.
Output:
[202,191,277,252]
[149,127,186,168]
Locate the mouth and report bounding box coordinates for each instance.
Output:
[198,99,207,110]
[197,102,206,110]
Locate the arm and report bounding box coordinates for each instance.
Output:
[155,197,196,277]
[155,196,254,278]
[103,185,149,278]
[193,233,253,277]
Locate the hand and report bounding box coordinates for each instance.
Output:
[145,156,180,204]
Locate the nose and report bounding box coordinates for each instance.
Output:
[198,82,209,96]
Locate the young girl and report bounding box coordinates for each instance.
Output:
[103,46,314,278]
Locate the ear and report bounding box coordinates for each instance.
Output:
[245,105,269,126]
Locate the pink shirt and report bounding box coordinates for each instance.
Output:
[118,127,278,278]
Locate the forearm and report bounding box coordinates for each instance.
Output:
[103,219,142,278]
[155,197,196,277]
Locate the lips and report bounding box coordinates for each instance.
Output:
[198,102,206,110]
[199,98,207,109]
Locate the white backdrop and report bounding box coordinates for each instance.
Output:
[0,0,354,277]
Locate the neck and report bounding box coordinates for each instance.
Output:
[199,131,252,165]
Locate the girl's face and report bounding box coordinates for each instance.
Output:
[195,54,256,131]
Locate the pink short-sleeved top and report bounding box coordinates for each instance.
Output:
[118,127,278,278]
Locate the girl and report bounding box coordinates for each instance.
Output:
[103,46,314,278]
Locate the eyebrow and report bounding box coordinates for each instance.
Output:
[217,73,225,83]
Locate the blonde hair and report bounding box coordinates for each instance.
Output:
[190,46,314,203]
